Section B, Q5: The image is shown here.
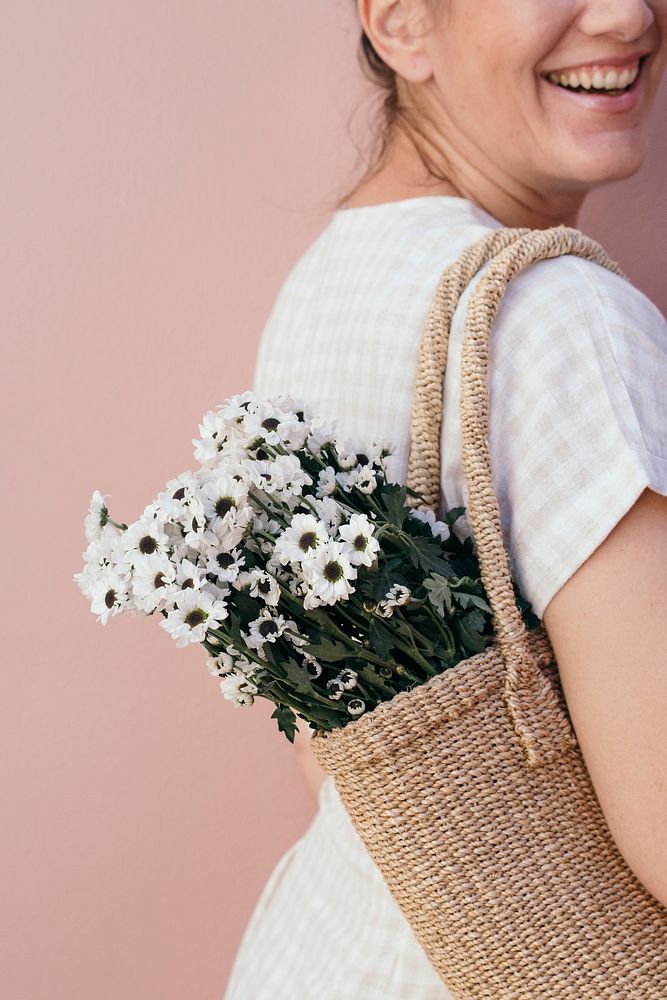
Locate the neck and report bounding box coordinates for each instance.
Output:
[350,122,587,231]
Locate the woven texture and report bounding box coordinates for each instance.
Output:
[311,226,667,999]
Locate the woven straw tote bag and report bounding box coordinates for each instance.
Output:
[310,225,667,999]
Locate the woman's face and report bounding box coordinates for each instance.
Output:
[421,0,667,196]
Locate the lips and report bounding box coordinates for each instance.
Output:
[540,54,648,112]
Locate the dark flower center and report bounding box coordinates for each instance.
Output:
[216,552,235,569]
[215,496,235,517]
[255,448,268,460]
[154,572,165,589]
[104,589,116,609]
[139,535,157,554]
[324,560,343,582]
[356,453,369,465]
[353,533,367,551]
[299,531,318,552]
[296,410,304,421]
[258,578,271,593]
[182,578,194,589]
[262,417,279,431]
[259,620,278,637]
[185,608,207,628]
[172,487,186,500]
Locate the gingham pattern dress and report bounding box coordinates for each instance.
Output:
[224,195,667,1000]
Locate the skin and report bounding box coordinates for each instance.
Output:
[295,0,667,907]
[347,0,667,228]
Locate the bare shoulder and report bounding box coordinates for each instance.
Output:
[542,485,667,905]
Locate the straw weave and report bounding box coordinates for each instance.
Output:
[311,226,667,998]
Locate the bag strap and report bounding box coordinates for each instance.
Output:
[407,225,627,766]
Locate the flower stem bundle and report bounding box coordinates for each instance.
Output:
[75,392,539,742]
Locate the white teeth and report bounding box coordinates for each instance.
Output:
[546,60,639,92]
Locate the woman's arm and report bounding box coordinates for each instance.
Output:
[542,485,667,907]
[293,721,327,802]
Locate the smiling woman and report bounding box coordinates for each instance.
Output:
[225,1,667,997]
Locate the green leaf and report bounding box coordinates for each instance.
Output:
[379,484,409,527]
[302,637,351,662]
[281,657,341,708]
[458,616,488,654]
[233,588,262,625]
[443,505,466,528]
[424,573,455,617]
[271,704,297,743]
[370,564,394,602]
[407,536,456,577]
[368,619,393,659]
[454,591,492,615]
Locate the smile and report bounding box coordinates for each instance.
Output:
[540,55,649,110]
[545,59,641,94]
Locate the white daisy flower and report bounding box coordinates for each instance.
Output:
[301,539,357,608]
[244,608,290,651]
[89,567,133,624]
[334,470,357,493]
[240,400,284,445]
[385,584,411,607]
[212,505,254,552]
[316,467,337,497]
[84,490,112,544]
[120,514,170,567]
[132,553,178,612]
[206,650,235,676]
[338,435,385,468]
[264,554,293,584]
[408,508,451,541]
[160,589,228,648]
[269,453,312,495]
[153,471,199,522]
[347,698,366,717]
[302,652,322,679]
[245,569,281,606]
[326,677,345,700]
[202,579,231,604]
[306,417,337,456]
[336,668,358,691]
[375,600,394,618]
[219,669,259,708]
[311,496,343,532]
[274,513,329,566]
[173,556,207,593]
[205,545,245,583]
[338,513,380,568]
[180,499,209,550]
[336,449,358,471]
[200,473,248,534]
[347,465,377,495]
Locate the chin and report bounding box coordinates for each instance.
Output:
[564,140,648,187]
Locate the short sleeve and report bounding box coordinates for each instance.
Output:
[439,253,667,622]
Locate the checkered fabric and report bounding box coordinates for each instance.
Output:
[224,195,667,999]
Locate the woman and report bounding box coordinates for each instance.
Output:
[226,1,667,996]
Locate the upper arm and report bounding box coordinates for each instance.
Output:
[542,485,667,906]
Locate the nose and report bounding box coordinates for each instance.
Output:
[577,0,655,42]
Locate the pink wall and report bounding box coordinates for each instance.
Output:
[2,3,665,997]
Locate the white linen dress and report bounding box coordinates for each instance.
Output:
[224,195,667,999]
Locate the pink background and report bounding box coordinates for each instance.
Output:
[2,2,666,997]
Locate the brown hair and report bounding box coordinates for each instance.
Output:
[334,2,450,210]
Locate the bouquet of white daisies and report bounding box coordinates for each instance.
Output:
[75,391,538,742]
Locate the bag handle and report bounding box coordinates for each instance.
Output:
[407,225,627,765]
